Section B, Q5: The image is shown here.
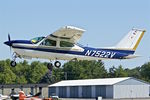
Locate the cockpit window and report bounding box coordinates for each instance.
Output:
[31,37,45,44]
[41,39,56,46]
[60,41,74,47]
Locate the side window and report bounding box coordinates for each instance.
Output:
[41,39,56,46]
[60,41,74,47]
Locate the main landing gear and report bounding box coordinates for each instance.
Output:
[54,61,61,68]
[47,61,61,70]
[10,53,17,67]
[47,61,61,75]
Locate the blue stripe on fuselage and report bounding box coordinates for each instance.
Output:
[8,40,33,44]
[84,47,135,54]
[11,40,32,44]
[12,43,134,59]
[10,40,134,55]
[83,47,134,59]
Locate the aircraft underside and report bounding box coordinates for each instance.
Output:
[13,48,109,61]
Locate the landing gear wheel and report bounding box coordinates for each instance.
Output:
[10,61,17,67]
[47,63,53,71]
[54,61,61,68]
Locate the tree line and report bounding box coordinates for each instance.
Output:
[0,59,150,84]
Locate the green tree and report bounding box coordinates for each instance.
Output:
[26,61,47,83]
[0,60,16,84]
[108,66,116,78]
[108,65,128,77]
[115,65,128,77]
[125,67,141,79]
[63,60,107,80]
[1,59,150,84]
[40,67,64,84]
[140,62,150,82]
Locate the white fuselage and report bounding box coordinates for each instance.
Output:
[11,39,97,61]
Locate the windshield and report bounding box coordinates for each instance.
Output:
[31,37,45,44]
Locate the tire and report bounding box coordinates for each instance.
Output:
[54,61,61,68]
[47,63,53,71]
[10,61,17,67]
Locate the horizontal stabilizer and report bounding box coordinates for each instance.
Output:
[123,55,141,59]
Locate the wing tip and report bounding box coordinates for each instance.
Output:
[63,25,86,32]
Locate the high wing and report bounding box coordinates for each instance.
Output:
[49,26,86,43]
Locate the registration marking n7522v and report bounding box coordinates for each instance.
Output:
[85,50,116,58]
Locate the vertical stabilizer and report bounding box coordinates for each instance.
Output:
[115,28,145,50]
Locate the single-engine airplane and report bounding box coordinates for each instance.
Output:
[4,26,145,71]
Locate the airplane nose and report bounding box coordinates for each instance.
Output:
[4,41,12,46]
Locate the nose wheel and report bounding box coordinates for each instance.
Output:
[10,61,17,67]
[10,53,17,67]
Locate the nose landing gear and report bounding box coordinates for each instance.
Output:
[10,53,17,67]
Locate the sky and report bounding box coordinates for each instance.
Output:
[0,0,150,69]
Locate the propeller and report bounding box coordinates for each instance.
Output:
[8,34,11,42]
[8,34,12,54]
